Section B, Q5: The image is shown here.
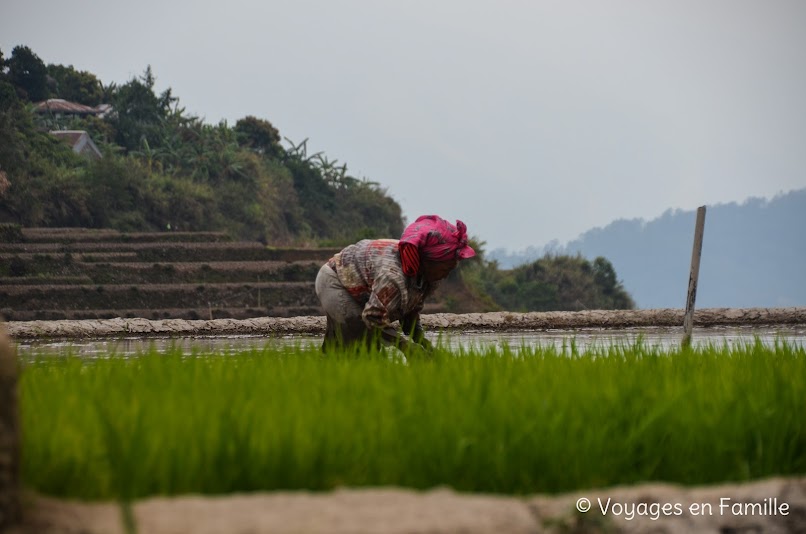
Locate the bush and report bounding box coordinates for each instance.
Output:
[0,223,22,243]
[465,252,635,312]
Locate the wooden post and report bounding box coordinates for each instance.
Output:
[682,206,707,348]
[0,324,20,529]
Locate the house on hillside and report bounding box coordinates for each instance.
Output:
[32,98,107,117]
[49,130,103,160]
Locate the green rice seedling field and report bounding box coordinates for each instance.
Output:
[20,339,806,500]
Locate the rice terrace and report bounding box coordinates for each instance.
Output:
[2,228,806,533]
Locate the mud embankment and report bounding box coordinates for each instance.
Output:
[6,307,806,340]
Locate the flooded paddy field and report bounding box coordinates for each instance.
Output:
[15,324,806,358]
[10,312,806,534]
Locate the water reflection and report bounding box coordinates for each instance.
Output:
[440,325,805,352]
[16,325,806,358]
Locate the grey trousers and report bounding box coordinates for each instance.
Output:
[315,264,379,350]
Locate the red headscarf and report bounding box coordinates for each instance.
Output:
[398,215,475,277]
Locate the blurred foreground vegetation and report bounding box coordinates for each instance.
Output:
[21,340,806,499]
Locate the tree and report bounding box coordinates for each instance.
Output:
[285,158,336,237]
[110,66,175,152]
[46,64,104,106]
[6,45,49,101]
[234,116,283,158]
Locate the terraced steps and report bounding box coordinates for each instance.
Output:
[0,260,320,284]
[4,306,323,321]
[20,228,233,244]
[1,227,486,320]
[0,241,341,262]
[1,228,333,321]
[0,276,93,286]
[1,281,316,309]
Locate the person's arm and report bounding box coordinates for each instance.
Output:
[362,275,405,346]
[363,274,429,353]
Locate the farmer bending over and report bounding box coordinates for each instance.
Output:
[315,215,475,352]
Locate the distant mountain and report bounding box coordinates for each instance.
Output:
[489,188,806,309]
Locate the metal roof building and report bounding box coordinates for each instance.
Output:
[33,99,102,116]
[49,130,103,159]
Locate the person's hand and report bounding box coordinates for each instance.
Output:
[418,336,434,353]
[405,340,434,359]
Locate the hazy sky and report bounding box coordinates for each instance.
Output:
[3,1,805,251]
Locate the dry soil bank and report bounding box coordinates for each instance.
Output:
[9,476,806,534]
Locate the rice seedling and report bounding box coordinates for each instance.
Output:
[19,338,806,500]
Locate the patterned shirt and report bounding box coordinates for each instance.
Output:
[327,239,437,329]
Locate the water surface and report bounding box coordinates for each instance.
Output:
[16,325,806,358]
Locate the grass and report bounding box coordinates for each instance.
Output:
[19,338,806,500]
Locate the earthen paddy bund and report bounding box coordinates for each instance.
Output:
[14,324,806,359]
[10,307,806,357]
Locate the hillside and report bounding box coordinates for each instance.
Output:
[0,44,636,315]
[0,45,403,246]
[490,188,806,309]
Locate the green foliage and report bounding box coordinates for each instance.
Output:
[109,66,176,152]
[234,115,283,158]
[0,223,23,242]
[282,139,404,244]
[0,96,90,225]
[20,340,806,499]
[0,44,406,245]
[46,63,104,106]
[0,79,19,111]
[80,157,155,229]
[6,45,49,102]
[285,157,338,238]
[464,251,635,311]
